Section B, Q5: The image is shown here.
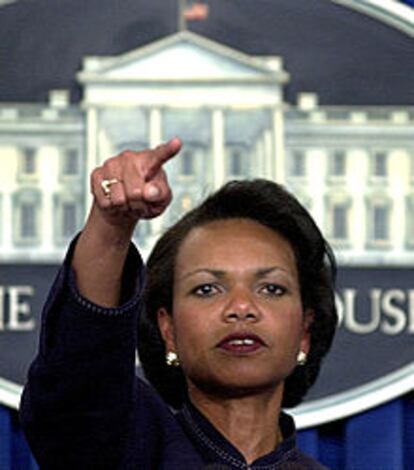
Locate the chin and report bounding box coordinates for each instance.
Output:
[191,372,283,399]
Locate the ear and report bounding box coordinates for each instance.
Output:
[157,308,176,353]
[300,309,314,355]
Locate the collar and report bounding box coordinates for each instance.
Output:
[177,399,299,469]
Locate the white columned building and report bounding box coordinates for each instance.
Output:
[77,30,289,254]
[0,30,413,264]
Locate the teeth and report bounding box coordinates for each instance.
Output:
[229,338,255,346]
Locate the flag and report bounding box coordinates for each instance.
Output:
[183,1,209,21]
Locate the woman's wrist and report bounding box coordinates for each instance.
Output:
[82,202,137,250]
[72,203,139,307]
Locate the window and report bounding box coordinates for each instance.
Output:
[13,189,41,245]
[326,194,350,245]
[54,195,82,244]
[366,196,392,249]
[21,148,36,175]
[62,149,79,176]
[20,203,37,239]
[332,205,348,240]
[372,152,387,177]
[181,151,195,176]
[330,151,346,177]
[372,205,389,241]
[62,203,77,237]
[229,150,243,176]
[290,151,306,177]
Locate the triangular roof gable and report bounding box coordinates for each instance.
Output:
[79,31,287,82]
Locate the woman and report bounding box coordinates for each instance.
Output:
[20,138,337,469]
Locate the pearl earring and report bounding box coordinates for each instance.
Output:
[166,351,180,367]
[297,351,307,366]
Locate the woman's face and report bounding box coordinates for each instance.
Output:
[158,218,312,398]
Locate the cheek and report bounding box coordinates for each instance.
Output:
[275,305,306,342]
[171,304,210,351]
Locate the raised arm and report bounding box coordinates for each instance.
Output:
[20,140,182,469]
[73,138,182,306]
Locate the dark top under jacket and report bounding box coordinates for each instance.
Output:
[20,239,328,470]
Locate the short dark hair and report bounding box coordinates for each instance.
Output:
[138,179,337,409]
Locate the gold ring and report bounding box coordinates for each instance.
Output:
[101,178,121,196]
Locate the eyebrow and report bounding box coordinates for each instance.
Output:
[179,266,290,281]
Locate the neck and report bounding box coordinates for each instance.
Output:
[188,385,284,465]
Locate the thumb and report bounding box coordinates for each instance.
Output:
[143,183,162,202]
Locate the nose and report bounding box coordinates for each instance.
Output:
[222,288,261,323]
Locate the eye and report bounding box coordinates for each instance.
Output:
[259,283,287,297]
[191,283,221,297]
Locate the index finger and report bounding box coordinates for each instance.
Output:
[145,137,182,182]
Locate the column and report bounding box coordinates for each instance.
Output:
[85,107,98,211]
[149,108,163,236]
[40,146,57,253]
[255,137,265,178]
[273,105,286,184]
[264,129,273,179]
[212,109,225,189]
[149,108,162,147]
[350,149,367,252]
[41,184,53,252]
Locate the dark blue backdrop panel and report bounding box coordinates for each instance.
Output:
[345,401,404,469]
[1,393,413,469]
[1,1,413,469]
[0,406,38,470]
[296,393,414,470]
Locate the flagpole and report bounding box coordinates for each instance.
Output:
[178,0,187,31]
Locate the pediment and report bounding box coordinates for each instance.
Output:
[78,31,288,83]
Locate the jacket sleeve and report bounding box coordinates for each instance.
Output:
[19,236,145,470]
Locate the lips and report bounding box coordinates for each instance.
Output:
[217,332,266,354]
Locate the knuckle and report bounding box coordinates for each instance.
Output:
[103,155,117,167]
[91,167,102,182]
[105,158,120,174]
[128,187,143,200]
[119,150,135,159]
